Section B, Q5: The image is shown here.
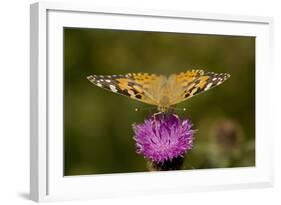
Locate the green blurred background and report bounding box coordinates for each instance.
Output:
[64,28,255,176]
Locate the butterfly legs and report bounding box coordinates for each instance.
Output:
[152,107,175,120]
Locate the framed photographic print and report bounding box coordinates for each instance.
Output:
[30,2,274,202]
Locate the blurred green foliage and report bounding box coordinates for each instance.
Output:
[64,28,255,175]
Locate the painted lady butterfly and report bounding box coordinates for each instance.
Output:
[87,70,230,112]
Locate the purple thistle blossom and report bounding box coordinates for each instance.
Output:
[133,113,195,165]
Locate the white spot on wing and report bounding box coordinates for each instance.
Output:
[97,83,102,87]
[204,83,213,91]
[105,79,111,83]
[128,90,134,95]
[109,85,118,92]
[87,76,95,82]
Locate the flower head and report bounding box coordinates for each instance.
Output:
[133,113,195,164]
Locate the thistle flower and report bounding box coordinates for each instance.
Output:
[133,113,195,170]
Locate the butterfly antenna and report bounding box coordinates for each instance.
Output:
[134,107,155,112]
[171,107,187,112]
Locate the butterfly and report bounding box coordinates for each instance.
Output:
[87,70,230,112]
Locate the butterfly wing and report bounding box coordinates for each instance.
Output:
[169,70,230,105]
[87,73,162,105]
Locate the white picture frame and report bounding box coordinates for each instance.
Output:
[30,2,274,202]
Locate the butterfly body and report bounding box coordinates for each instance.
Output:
[87,70,230,112]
